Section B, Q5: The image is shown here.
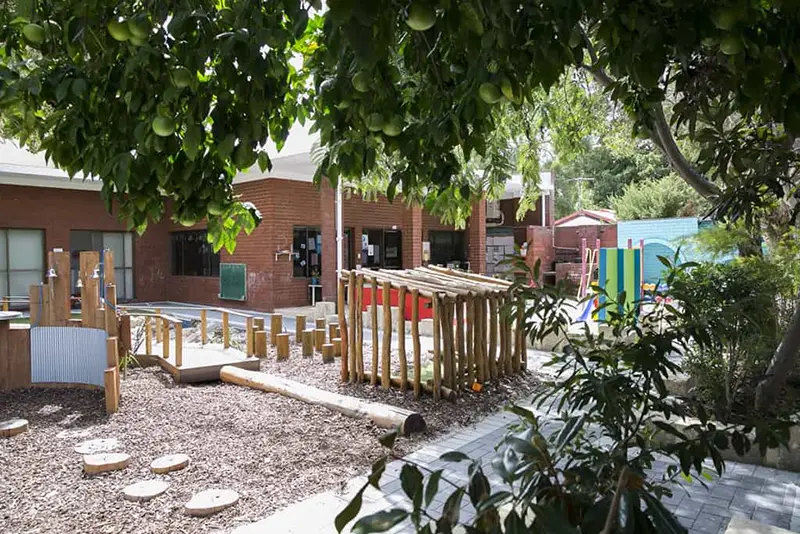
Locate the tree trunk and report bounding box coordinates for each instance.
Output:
[755,290,800,412]
[220,366,426,435]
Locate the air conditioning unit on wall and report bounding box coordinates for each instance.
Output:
[486,200,504,227]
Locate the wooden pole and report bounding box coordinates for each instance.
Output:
[489,295,498,380]
[411,289,421,399]
[103,285,118,337]
[271,314,283,346]
[328,323,339,343]
[397,286,407,392]
[476,297,485,384]
[504,295,514,375]
[255,330,268,358]
[302,329,314,356]
[314,328,326,351]
[466,297,475,387]
[104,368,118,414]
[51,250,70,326]
[254,317,265,331]
[355,274,365,382]
[498,297,506,377]
[381,281,392,390]
[456,298,465,391]
[517,295,526,372]
[246,316,254,357]
[315,317,327,330]
[348,271,357,383]
[322,343,334,363]
[200,309,207,345]
[333,337,342,357]
[95,307,104,333]
[361,373,457,402]
[338,276,349,381]
[162,319,170,359]
[145,317,152,355]
[513,296,522,373]
[440,298,452,389]
[370,277,378,386]
[276,333,290,360]
[1,297,7,312]
[432,295,441,402]
[106,336,120,400]
[222,312,230,348]
[295,314,307,340]
[155,308,162,343]
[175,322,183,367]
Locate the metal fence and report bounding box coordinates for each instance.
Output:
[30,327,107,387]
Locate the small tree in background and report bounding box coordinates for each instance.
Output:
[611,174,709,221]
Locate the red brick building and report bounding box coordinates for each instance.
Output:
[0,142,488,311]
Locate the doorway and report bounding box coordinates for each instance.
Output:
[361,229,403,269]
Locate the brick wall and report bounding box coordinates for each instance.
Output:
[554,224,618,251]
[403,206,422,269]
[555,262,583,286]
[525,226,555,279]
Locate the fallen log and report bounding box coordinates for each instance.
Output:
[220,366,426,436]
[361,372,457,402]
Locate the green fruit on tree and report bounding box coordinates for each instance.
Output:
[351,72,370,93]
[568,29,582,48]
[382,116,404,137]
[108,20,131,41]
[367,113,385,132]
[459,4,483,35]
[129,36,146,47]
[179,216,197,227]
[500,78,514,101]
[233,143,256,168]
[127,15,150,39]
[172,67,194,88]
[712,9,737,30]
[406,2,436,32]
[720,35,743,55]
[208,201,226,216]
[479,82,503,104]
[22,23,45,44]
[134,197,147,211]
[151,116,176,137]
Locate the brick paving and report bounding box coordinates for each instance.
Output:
[233,408,800,534]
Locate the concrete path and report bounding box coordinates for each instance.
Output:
[231,405,800,534]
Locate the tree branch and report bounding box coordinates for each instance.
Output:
[580,64,722,201]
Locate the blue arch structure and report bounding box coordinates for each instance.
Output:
[642,241,685,284]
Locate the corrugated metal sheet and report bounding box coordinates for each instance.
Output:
[30,327,107,387]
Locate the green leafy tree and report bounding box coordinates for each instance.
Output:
[611,174,709,220]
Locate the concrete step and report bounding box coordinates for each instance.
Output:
[725,516,792,534]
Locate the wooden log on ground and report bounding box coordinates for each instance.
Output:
[355,274,365,382]
[200,309,207,345]
[145,317,152,355]
[411,289,421,399]
[397,286,407,392]
[276,333,290,360]
[302,329,314,357]
[255,331,268,358]
[370,277,379,386]
[220,366,426,435]
[361,373,456,402]
[222,312,230,348]
[333,337,342,357]
[338,276,349,382]
[271,314,283,346]
[316,317,327,330]
[381,281,392,390]
[466,297,475,387]
[432,296,441,402]
[295,314,306,340]
[348,271,357,383]
[321,343,334,363]
[456,298,465,391]
[314,328,326,351]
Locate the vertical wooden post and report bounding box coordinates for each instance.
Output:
[456,298,465,391]
[95,308,104,332]
[104,285,118,337]
[370,277,379,386]
[498,298,506,377]
[315,317,327,330]
[79,251,100,330]
[145,317,152,355]
[411,289,421,399]
[489,295,498,380]
[397,286,407,391]
[255,330,268,357]
[276,333,290,360]
[432,295,441,402]
[28,285,40,327]
[314,328,326,351]
[295,314,307,341]
[381,282,392,390]
[103,248,115,285]
[175,322,183,367]
[200,309,207,345]
[162,319,170,359]
[40,285,51,327]
[222,312,230,349]
[338,276,349,382]
[51,250,70,326]
[348,271,357,383]
[246,316,254,356]
[476,297,485,384]
[328,323,339,343]
[333,337,342,357]
[517,295,526,372]
[504,295,514,375]
[355,274,365,382]
[466,297,475,387]
[302,329,314,356]
[155,308,162,343]
[1,297,7,312]
[322,343,334,363]
[107,336,120,405]
[271,314,283,346]
[104,368,118,414]
[440,298,452,389]
[254,317,265,331]
[513,296,522,373]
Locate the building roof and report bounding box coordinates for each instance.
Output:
[554,209,617,227]
[0,139,99,190]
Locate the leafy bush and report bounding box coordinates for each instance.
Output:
[671,258,789,420]
[335,259,789,534]
[611,174,709,220]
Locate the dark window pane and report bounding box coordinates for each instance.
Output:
[429,231,467,266]
[293,227,321,278]
[170,231,220,277]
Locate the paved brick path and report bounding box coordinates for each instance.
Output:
[233,408,800,534]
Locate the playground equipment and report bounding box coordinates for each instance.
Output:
[335,265,526,402]
[576,238,644,321]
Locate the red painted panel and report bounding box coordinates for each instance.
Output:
[361,285,433,320]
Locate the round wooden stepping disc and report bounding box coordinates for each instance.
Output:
[83,453,130,475]
[74,438,119,454]
[184,489,240,517]
[150,453,190,474]
[0,418,28,438]
[122,480,170,502]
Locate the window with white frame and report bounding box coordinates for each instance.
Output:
[69,231,135,300]
[0,229,45,299]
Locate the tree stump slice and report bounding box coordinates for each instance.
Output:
[0,418,28,438]
[150,453,190,474]
[122,480,170,502]
[184,489,240,517]
[74,438,119,454]
[83,453,130,475]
